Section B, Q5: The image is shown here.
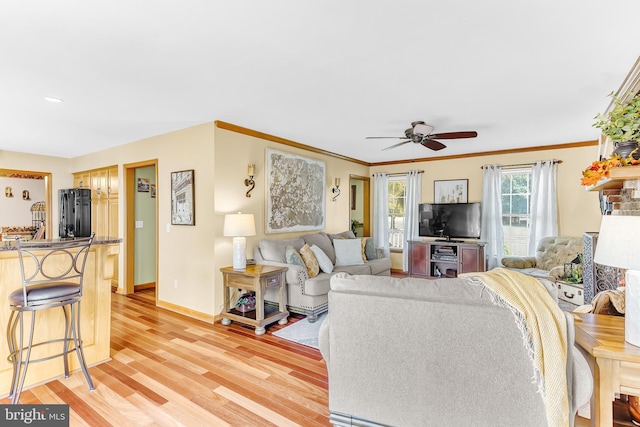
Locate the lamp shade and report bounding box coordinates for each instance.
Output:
[223,213,256,237]
[594,214,640,347]
[594,215,640,270]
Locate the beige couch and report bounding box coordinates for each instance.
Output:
[501,236,583,280]
[254,231,391,322]
[319,272,592,427]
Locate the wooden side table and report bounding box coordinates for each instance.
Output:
[573,312,640,426]
[220,264,289,335]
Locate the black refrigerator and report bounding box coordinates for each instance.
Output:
[59,188,91,238]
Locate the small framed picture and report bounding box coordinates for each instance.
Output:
[171,170,195,225]
[150,184,156,198]
[137,178,150,192]
[434,179,468,203]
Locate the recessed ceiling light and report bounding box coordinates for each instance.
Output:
[44,97,64,103]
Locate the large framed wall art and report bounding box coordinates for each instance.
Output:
[266,148,326,233]
[171,169,195,225]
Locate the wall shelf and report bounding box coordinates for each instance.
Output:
[586,165,640,192]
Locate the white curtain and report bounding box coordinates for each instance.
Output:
[481,164,504,270]
[373,173,390,258]
[403,170,422,271]
[528,160,558,254]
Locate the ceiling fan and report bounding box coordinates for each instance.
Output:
[366,121,478,151]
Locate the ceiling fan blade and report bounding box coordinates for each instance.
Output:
[382,140,411,151]
[421,140,447,151]
[366,136,407,139]
[428,131,478,140]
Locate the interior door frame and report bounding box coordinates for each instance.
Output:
[123,159,159,297]
[349,174,370,236]
[0,169,52,238]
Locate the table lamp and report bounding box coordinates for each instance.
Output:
[223,212,256,270]
[594,214,640,346]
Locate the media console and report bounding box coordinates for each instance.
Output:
[408,240,486,279]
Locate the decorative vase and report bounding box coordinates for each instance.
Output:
[613,141,640,160]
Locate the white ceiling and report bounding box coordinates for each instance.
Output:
[2,1,639,163]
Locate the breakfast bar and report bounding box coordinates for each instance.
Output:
[0,237,120,396]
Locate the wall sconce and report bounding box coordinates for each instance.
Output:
[331,178,341,202]
[245,164,255,198]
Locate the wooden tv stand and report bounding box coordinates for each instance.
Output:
[408,240,486,279]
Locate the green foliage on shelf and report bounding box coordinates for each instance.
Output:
[594,91,640,142]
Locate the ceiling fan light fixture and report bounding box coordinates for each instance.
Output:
[413,123,433,136]
[368,120,478,152]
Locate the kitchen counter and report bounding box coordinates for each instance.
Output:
[0,236,122,250]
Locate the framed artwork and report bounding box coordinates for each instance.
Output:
[266,148,326,233]
[171,170,195,225]
[137,177,150,192]
[150,184,156,198]
[434,179,468,203]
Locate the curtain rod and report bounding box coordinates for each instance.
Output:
[372,170,424,177]
[480,160,562,169]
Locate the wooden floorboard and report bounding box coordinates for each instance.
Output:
[1,284,611,426]
[0,289,330,426]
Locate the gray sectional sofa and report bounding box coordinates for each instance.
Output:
[254,231,391,322]
[319,272,593,427]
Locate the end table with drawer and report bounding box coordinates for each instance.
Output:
[220,264,289,335]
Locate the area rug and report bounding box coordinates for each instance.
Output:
[272,313,327,349]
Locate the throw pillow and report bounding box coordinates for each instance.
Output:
[364,236,378,260]
[299,244,320,277]
[327,230,356,243]
[360,238,368,263]
[334,238,365,266]
[310,244,334,273]
[285,246,305,267]
[302,232,336,264]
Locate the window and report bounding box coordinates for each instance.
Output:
[388,177,406,249]
[501,168,532,256]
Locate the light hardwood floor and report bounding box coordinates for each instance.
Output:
[0,288,621,426]
[0,290,330,426]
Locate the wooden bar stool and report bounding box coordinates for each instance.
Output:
[6,233,95,404]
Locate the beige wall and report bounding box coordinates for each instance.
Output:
[65,123,216,316]
[0,131,604,319]
[371,145,603,269]
[212,127,370,315]
[0,151,73,233]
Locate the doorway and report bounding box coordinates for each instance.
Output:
[124,160,158,297]
[0,169,51,239]
[349,175,370,237]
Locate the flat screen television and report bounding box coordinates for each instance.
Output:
[418,202,481,241]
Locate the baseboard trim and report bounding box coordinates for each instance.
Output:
[156,300,214,324]
[391,268,408,277]
[134,282,156,290]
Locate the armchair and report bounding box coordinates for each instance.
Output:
[501,236,583,281]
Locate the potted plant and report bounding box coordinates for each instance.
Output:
[593,91,640,158]
[581,92,640,186]
[235,292,256,313]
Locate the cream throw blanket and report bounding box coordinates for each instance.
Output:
[461,268,569,427]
